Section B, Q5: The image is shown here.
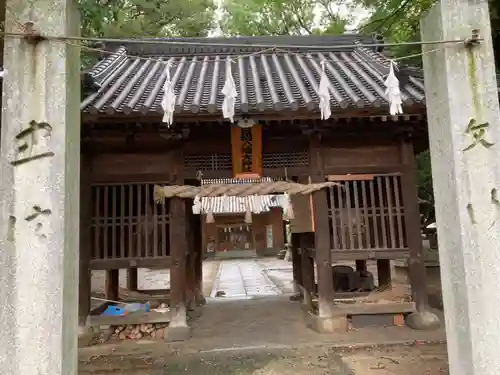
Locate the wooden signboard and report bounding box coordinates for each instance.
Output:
[231,124,262,177]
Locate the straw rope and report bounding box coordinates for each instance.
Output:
[153,181,339,202]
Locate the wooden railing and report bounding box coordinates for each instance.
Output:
[90,182,171,269]
[328,174,408,259]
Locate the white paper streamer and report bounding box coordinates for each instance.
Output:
[318,60,331,120]
[192,195,201,214]
[0,69,6,78]
[384,60,403,115]
[282,193,295,220]
[161,61,176,126]
[221,57,237,123]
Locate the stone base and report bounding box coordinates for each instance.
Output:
[165,325,191,342]
[304,311,348,333]
[405,310,441,330]
[351,313,405,328]
[78,325,93,348]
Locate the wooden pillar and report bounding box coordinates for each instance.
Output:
[166,197,191,340]
[127,268,138,291]
[355,260,367,272]
[310,137,335,318]
[185,205,196,311]
[376,259,391,288]
[299,233,315,309]
[290,232,303,300]
[400,140,429,312]
[105,269,119,302]
[193,211,205,305]
[79,153,92,326]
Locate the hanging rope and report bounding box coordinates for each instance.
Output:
[153,181,339,202]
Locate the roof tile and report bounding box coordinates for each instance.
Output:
[82,35,426,117]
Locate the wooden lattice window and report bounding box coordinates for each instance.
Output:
[262,151,309,168]
[91,182,170,262]
[184,153,232,171]
[327,174,407,251]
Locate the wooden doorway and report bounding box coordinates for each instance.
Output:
[216,224,253,252]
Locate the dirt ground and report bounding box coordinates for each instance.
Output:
[81,261,448,374]
[80,343,448,375]
[80,296,448,374]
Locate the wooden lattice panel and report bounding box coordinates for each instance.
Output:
[328,174,408,252]
[262,151,309,168]
[91,182,170,264]
[184,153,232,171]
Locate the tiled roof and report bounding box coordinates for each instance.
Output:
[81,35,426,117]
[201,195,286,215]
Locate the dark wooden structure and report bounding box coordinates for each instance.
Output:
[80,34,432,336]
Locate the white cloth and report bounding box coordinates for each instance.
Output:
[161,61,176,126]
[221,57,238,123]
[318,60,331,120]
[384,60,403,115]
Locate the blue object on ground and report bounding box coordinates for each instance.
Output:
[102,305,127,316]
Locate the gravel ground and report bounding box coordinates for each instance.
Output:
[79,343,448,375]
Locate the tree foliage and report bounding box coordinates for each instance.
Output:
[415,150,435,227]
[79,0,216,38]
[219,0,352,36]
[354,0,500,64]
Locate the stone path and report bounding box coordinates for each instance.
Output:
[210,259,285,299]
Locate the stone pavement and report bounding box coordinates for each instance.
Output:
[209,259,290,299]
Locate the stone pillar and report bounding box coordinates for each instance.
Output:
[0,1,80,374]
[421,1,500,374]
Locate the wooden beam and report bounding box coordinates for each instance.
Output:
[79,153,92,326]
[90,256,173,270]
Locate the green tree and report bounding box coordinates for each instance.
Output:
[219,0,351,36]
[354,0,500,64]
[79,0,216,38]
[415,150,435,227]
